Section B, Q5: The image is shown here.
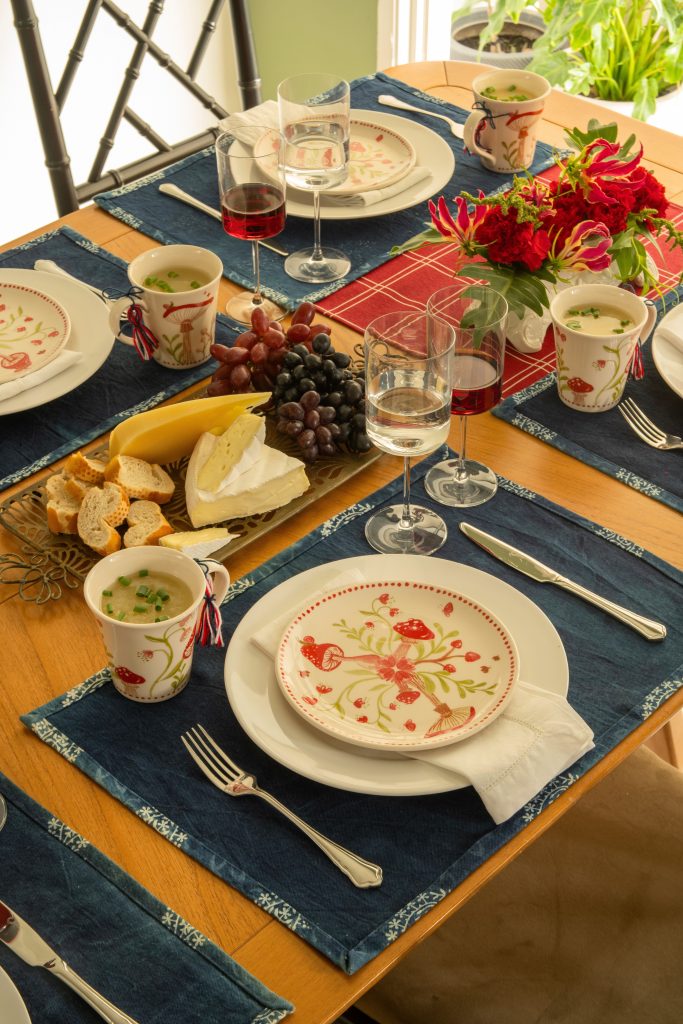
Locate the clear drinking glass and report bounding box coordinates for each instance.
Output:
[278,73,351,283]
[364,311,455,555]
[215,126,286,324]
[424,283,508,507]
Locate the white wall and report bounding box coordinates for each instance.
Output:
[1,0,242,242]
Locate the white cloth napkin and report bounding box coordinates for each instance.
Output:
[219,100,279,141]
[657,324,683,356]
[252,569,594,824]
[322,166,431,208]
[0,349,82,403]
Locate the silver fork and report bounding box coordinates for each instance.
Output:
[618,397,683,451]
[181,725,383,888]
[377,93,464,139]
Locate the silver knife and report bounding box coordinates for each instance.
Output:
[0,900,140,1024]
[158,182,289,257]
[459,522,667,641]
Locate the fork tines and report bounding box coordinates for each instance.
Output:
[181,724,242,789]
[618,397,669,449]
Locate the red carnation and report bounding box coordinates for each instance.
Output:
[475,209,550,271]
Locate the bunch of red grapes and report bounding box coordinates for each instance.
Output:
[209,302,370,463]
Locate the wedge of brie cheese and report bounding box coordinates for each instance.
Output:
[186,430,309,528]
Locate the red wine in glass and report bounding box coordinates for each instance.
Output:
[450,350,502,416]
[221,182,286,241]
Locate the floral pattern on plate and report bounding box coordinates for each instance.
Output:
[276,581,519,751]
[0,281,71,384]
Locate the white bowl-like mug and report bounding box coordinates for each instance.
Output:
[550,283,656,413]
[84,547,229,702]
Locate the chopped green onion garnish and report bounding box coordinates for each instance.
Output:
[157,588,169,600]
[106,604,114,614]
[117,611,126,620]
[133,604,147,613]
[138,569,149,577]
[136,585,150,597]
[118,576,131,587]
[161,593,170,602]
[190,280,201,289]
[101,589,113,597]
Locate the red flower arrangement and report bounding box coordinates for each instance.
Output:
[397,122,683,322]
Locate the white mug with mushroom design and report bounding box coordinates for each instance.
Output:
[550,283,657,413]
[83,547,230,702]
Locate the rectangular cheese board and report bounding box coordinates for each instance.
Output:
[0,415,380,602]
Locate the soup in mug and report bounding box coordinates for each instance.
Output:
[143,268,210,293]
[481,84,532,102]
[562,305,634,337]
[100,569,194,623]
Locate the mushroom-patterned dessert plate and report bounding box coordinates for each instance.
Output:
[255,116,416,197]
[0,280,71,384]
[276,581,519,752]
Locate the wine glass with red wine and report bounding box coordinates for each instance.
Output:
[424,283,508,507]
[215,126,287,324]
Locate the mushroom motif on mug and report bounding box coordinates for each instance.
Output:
[566,377,594,406]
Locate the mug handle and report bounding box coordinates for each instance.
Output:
[108,295,136,346]
[201,559,230,606]
[640,300,657,342]
[463,110,495,169]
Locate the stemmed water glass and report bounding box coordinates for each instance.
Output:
[215,126,286,324]
[278,73,351,283]
[424,283,508,507]
[364,311,455,555]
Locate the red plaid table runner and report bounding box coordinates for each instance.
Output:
[317,183,683,398]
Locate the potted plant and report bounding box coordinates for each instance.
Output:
[453,1,683,122]
[450,2,547,70]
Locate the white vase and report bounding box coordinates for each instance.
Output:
[505,265,620,354]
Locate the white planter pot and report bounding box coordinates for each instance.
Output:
[582,84,683,134]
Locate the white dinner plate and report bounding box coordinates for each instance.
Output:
[276,580,519,751]
[285,109,455,221]
[0,966,31,1024]
[224,555,569,796]
[651,303,683,399]
[0,270,115,416]
[0,280,71,384]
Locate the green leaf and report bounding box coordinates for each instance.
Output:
[390,225,442,257]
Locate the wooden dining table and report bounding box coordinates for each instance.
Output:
[1,61,681,1023]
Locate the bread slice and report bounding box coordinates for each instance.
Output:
[45,473,89,534]
[77,482,130,556]
[123,500,174,547]
[64,451,108,484]
[160,527,235,559]
[104,455,175,504]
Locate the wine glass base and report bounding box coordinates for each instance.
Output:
[364,504,448,555]
[284,247,350,283]
[225,291,286,325]
[424,459,498,508]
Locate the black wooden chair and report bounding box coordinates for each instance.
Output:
[11,0,261,216]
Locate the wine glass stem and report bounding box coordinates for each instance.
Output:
[399,455,414,531]
[311,189,324,263]
[251,240,263,304]
[455,415,469,483]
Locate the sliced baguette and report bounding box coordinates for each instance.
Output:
[104,455,175,503]
[77,482,130,556]
[64,451,108,484]
[45,473,88,535]
[123,500,174,547]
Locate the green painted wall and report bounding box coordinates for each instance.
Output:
[248,0,377,99]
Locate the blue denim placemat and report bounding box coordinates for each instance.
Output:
[21,458,683,973]
[94,72,558,309]
[0,227,232,491]
[0,771,292,1023]
[494,286,683,513]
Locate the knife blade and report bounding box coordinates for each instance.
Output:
[459,522,667,641]
[0,900,140,1024]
